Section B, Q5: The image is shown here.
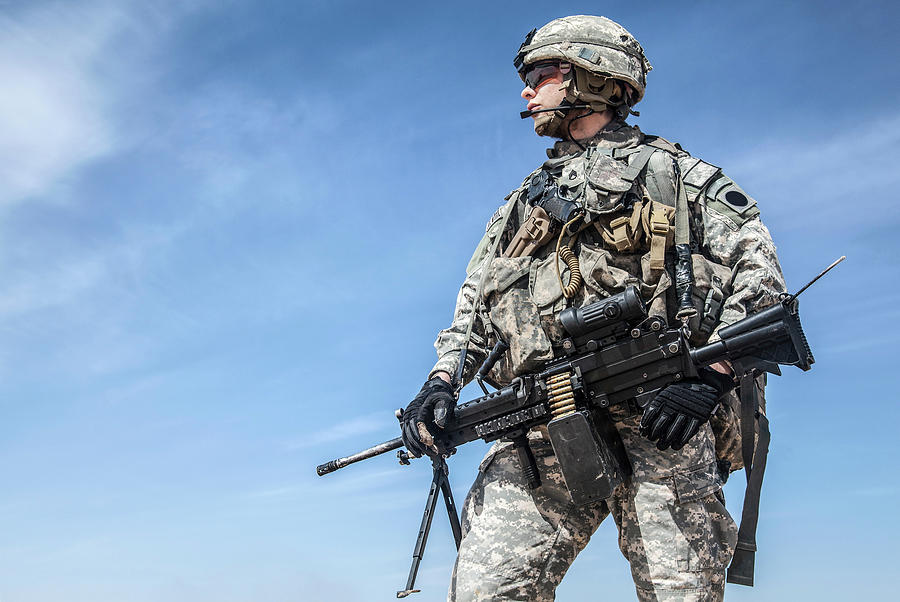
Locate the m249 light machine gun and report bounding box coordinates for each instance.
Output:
[316,257,843,598]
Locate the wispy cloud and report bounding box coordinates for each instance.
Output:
[0,253,105,317]
[815,333,899,355]
[0,2,332,377]
[245,484,307,500]
[725,111,900,232]
[284,411,393,451]
[0,215,189,319]
[0,1,210,206]
[0,3,126,205]
[244,468,423,508]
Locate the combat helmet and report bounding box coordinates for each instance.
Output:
[515,15,652,134]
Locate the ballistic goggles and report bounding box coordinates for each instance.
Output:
[522,61,571,91]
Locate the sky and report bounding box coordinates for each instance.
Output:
[0,0,898,600]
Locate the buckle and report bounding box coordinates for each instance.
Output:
[650,220,669,235]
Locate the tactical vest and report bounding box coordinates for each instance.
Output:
[477,136,758,386]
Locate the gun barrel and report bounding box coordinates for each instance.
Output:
[316,437,404,476]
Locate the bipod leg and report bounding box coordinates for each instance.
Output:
[439,463,462,548]
[397,456,460,598]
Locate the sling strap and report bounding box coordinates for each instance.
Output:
[727,374,770,586]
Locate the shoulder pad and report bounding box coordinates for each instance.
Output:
[704,174,760,227]
[678,156,721,191]
[676,155,721,205]
[485,200,511,232]
[467,200,513,276]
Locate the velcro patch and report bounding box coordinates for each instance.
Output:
[706,177,760,227]
[679,157,721,190]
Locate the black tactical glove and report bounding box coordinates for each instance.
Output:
[400,376,457,458]
[639,369,734,451]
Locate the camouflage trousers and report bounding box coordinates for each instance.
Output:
[448,416,738,602]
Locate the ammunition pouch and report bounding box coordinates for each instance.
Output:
[547,409,630,505]
[594,199,675,270]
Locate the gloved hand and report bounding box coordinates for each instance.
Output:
[400,376,457,458]
[639,369,733,451]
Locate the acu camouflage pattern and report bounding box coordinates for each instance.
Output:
[432,121,785,600]
[450,419,737,601]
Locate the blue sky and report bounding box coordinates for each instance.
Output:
[0,1,897,600]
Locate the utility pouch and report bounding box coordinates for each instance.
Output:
[699,277,725,335]
[685,253,732,344]
[547,410,629,505]
[596,201,644,252]
[482,256,555,377]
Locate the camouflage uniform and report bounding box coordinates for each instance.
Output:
[431,122,786,601]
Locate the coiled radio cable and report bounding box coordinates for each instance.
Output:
[555,215,583,299]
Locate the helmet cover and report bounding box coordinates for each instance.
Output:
[515,15,652,107]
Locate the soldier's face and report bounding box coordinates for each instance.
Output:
[520,61,569,116]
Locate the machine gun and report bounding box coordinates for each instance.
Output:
[316,257,842,597]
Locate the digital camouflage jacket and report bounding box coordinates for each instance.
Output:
[431,122,786,397]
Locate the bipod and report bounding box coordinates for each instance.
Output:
[396,455,462,598]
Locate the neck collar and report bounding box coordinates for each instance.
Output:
[546,122,644,158]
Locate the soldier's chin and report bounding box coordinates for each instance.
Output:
[533,113,558,137]
[532,113,553,136]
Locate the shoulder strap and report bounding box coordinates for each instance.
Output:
[644,135,681,155]
[644,150,677,209]
[620,144,658,183]
[453,195,518,392]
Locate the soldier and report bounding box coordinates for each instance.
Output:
[400,15,786,602]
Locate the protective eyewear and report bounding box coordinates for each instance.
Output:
[523,61,571,90]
